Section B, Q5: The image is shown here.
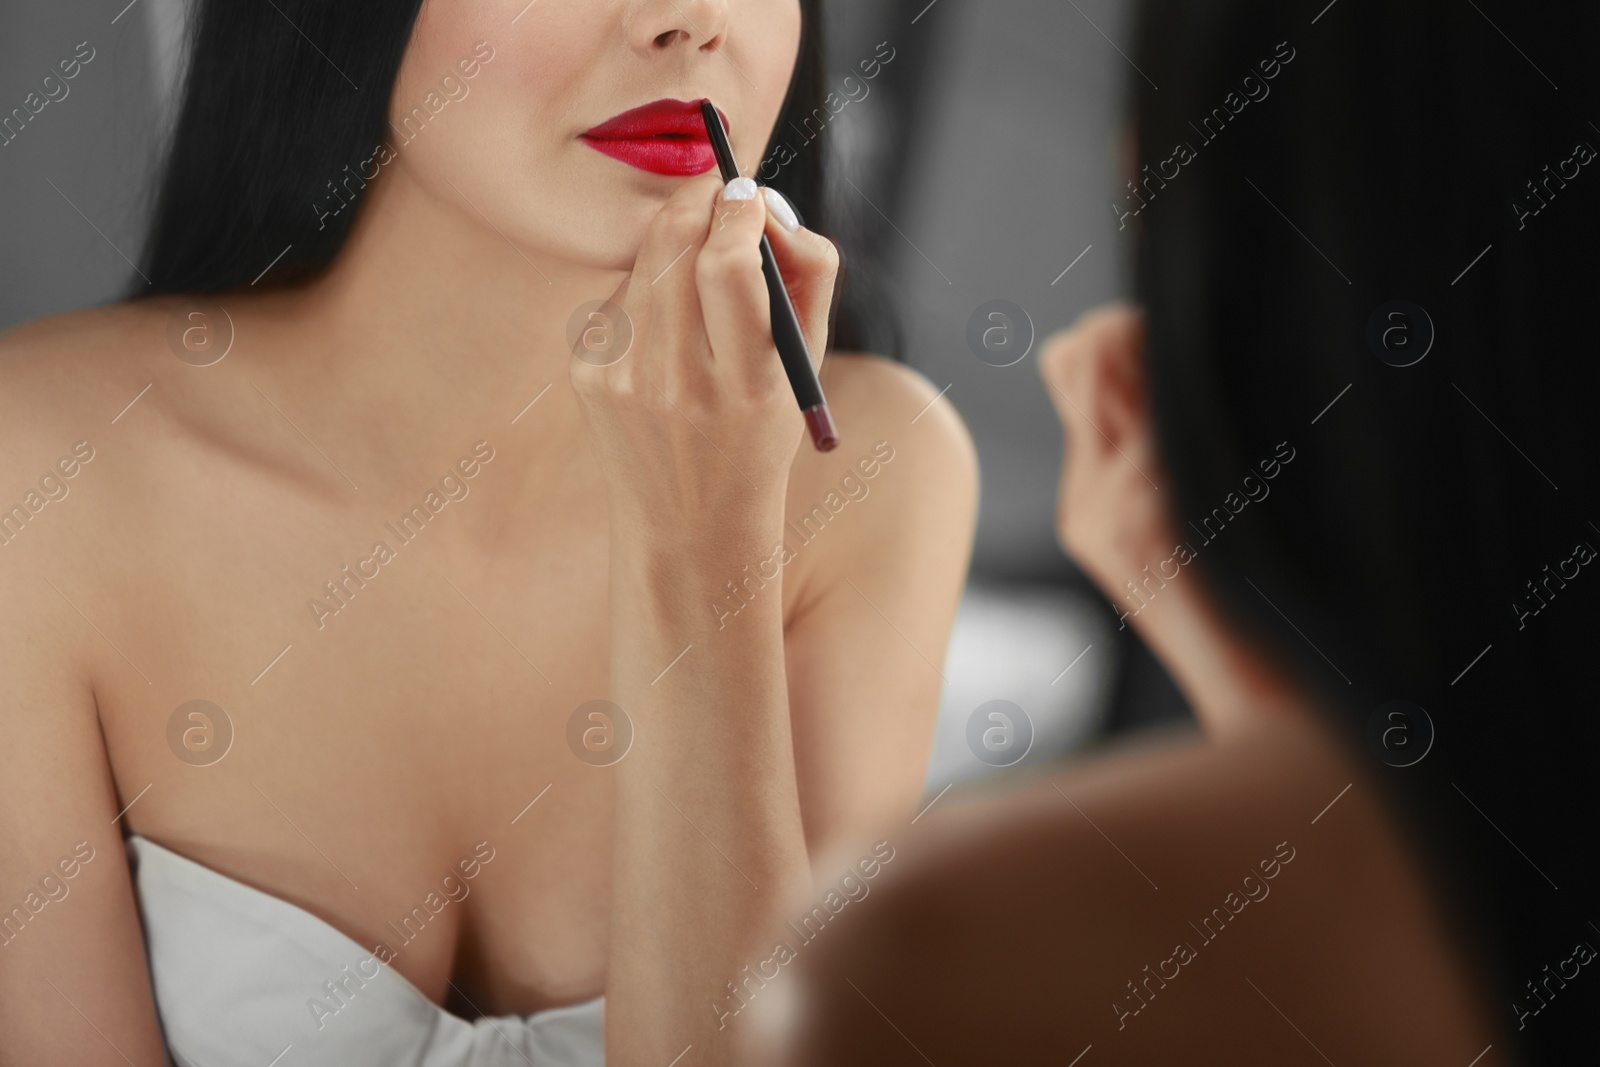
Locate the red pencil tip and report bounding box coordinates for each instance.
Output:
[804,405,840,452]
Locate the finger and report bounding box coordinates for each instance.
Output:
[1039,323,1092,444]
[759,187,840,365]
[696,177,780,391]
[1040,303,1144,453]
[628,174,724,388]
[1082,305,1147,444]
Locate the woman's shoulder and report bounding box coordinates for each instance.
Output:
[0,305,173,717]
[776,349,979,623]
[0,295,247,477]
[816,350,970,441]
[753,716,1502,1065]
[0,299,180,431]
[791,350,978,508]
[0,297,173,355]
[0,300,193,574]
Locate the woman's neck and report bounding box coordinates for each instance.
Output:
[244,160,626,506]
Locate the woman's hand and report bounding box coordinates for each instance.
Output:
[586,174,837,1066]
[1039,304,1309,735]
[1038,304,1169,592]
[570,174,839,547]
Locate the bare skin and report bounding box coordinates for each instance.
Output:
[741,307,1502,1065]
[0,2,977,1064]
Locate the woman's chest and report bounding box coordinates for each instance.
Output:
[97,495,624,1012]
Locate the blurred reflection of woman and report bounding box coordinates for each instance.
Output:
[0,2,976,1064]
[752,1,1599,1064]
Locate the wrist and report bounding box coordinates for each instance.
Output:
[612,523,788,619]
[610,491,786,559]
[1125,569,1308,735]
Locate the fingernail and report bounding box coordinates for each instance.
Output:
[722,177,758,202]
[763,186,800,232]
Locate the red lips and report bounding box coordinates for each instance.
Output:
[581,98,727,177]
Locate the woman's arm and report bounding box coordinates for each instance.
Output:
[0,520,167,1065]
[782,358,978,861]
[574,173,843,1065]
[1039,305,1318,736]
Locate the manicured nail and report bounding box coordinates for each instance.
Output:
[763,186,800,232]
[722,177,758,202]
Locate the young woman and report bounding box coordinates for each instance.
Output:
[0,2,976,1064]
[752,0,1600,1063]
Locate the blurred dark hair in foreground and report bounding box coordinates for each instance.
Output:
[753,1,1600,1063]
[1135,0,1599,1059]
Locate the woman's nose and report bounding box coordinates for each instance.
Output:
[625,0,730,54]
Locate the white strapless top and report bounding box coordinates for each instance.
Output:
[126,834,606,1066]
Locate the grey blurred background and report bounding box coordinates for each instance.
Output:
[0,0,1190,798]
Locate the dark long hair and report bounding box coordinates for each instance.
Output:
[1131,1,1598,1060]
[132,0,884,354]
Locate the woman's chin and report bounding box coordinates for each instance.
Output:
[522,227,647,276]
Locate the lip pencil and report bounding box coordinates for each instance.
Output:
[699,99,839,452]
